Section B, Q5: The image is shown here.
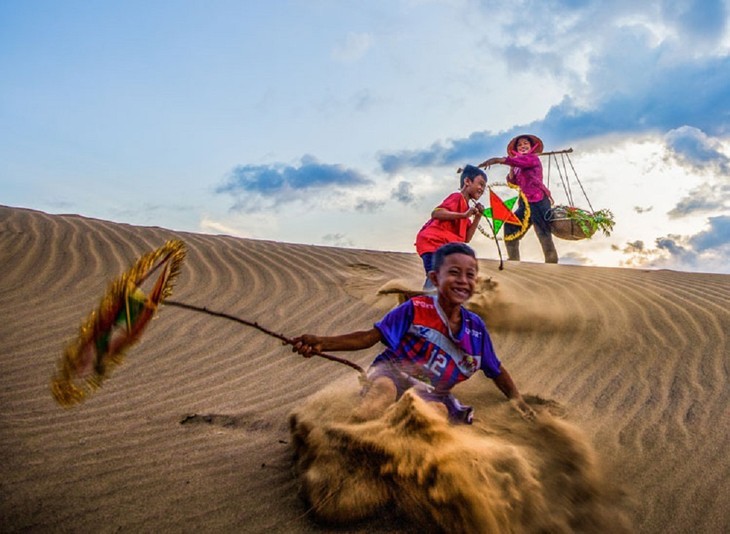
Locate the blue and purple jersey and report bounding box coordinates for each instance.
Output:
[373,295,501,394]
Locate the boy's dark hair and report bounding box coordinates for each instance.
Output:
[432,242,477,272]
[460,164,487,188]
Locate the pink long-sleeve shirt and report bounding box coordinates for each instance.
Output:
[504,153,551,203]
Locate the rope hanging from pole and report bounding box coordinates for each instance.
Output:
[472,198,504,271]
[541,148,616,240]
[543,147,598,211]
[565,152,596,214]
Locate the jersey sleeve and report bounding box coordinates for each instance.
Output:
[469,314,502,378]
[374,300,414,350]
[479,331,502,378]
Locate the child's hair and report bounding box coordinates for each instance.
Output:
[460,164,487,188]
[433,242,477,272]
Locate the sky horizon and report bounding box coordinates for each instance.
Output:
[2,1,729,274]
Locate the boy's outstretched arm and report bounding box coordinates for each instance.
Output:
[291,328,382,357]
[492,365,536,420]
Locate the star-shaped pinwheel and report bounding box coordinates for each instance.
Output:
[482,189,522,234]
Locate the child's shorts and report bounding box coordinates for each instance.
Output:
[366,362,474,424]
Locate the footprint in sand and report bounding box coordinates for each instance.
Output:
[525,395,569,418]
[341,263,395,308]
[345,263,387,280]
[179,413,274,431]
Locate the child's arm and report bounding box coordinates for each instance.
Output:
[431,206,479,221]
[291,328,382,357]
[464,202,485,242]
[491,365,536,420]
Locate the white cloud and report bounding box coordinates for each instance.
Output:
[331,32,373,62]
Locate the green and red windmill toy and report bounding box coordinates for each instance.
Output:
[483,189,520,236]
[474,184,531,270]
[460,141,615,269]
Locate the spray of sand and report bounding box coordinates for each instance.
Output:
[289,384,629,533]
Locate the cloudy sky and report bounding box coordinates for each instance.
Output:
[2,0,729,274]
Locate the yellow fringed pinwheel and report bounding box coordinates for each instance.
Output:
[51,240,186,407]
[51,239,368,408]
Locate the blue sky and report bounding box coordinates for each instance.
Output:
[2,0,729,274]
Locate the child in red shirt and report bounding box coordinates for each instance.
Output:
[414,165,487,288]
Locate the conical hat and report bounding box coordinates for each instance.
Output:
[507,134,544,156]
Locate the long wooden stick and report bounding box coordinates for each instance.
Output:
[473,199,504,270]
[164,300,369,381]
[484,216,504,271]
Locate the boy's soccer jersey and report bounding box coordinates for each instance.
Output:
[373,295,501,394]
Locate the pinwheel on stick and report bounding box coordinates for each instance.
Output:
[51,240,367,407]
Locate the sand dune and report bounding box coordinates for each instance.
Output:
[0,205,728,533]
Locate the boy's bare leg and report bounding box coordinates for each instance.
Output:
[351,377,397,422]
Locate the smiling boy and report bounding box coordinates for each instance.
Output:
[292,243,534,424]
[414,165,487,288]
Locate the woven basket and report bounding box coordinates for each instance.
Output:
[549,206,597,240]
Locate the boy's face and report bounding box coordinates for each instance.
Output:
[465,175,486,200]
[429,253,478,306]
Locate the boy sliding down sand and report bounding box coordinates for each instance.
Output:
[292,243,535,424]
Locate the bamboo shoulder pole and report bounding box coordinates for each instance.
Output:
[539,148,573,156]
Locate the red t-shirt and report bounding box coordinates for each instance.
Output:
[414,192,469,256]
